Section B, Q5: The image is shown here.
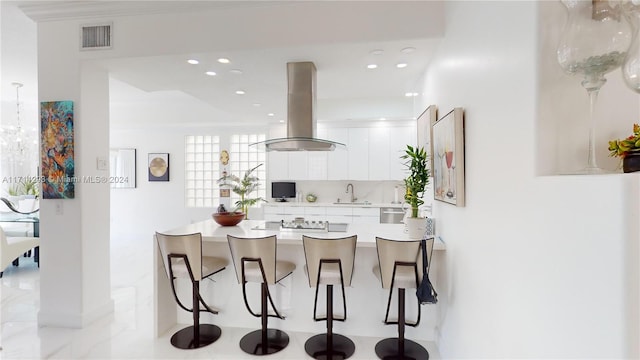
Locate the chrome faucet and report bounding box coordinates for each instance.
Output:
[346,183,357,203]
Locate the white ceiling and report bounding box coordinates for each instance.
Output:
[15,1,445,126]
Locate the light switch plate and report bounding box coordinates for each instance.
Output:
[55,201,63,215]
[97,157,108,170]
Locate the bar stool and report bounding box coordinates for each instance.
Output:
[373,237,433,359]
[227,235,296,355]
[156,232,228,349]
[302,235,357,359]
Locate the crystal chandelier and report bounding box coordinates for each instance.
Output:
[0,82,37,173]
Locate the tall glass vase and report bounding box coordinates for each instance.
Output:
[622,3,640,92]
[557,0,632,174]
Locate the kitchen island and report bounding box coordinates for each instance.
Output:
[154,219,445,341]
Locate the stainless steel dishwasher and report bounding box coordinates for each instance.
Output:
[379,207,405,224]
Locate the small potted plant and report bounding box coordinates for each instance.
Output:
[401,145,430,238]
[608,123,640,173]
[217,164,266,221]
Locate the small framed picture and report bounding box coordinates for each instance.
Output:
[148,153,169,182]
[417,105,437,151]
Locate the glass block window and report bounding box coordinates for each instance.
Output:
[229,133,266,205]
[185,135,220,208]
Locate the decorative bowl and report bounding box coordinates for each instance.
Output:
[306,194,317,202]
[212,212,245,226]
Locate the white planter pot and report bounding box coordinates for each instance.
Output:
[405,217,427,239]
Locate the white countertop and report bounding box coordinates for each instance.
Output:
[162,219,444,249]
[262,201,406,208]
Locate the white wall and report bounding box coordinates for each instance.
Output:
[109,80,270,240]
[418,1,639,358]
[0,3,39,180]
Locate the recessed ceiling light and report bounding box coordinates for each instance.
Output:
[404,92,419,97]
[218,58,230,64]
[279,120,285,123]
[401,47,416,54]
[367,64,378,69]
[267,113,275,117]
[235,90,245,95]
[187,59,199,65]
[379,117,387,121]
[370,49,384,55]
[230,69,243,74]
[205,71,217,76]
[252,103,261,107]
[396,63,408,69]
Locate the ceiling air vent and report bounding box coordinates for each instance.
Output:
[80,23,112,50]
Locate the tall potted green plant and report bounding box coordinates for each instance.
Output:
[401,145,430,238]
[217,164,266,219]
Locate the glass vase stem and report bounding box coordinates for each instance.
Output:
[586,86,600,171]
[579,74,607,174]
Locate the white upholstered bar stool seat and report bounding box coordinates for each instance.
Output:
[156,232,228,350]
[227,234,296,356]
[302,235,357,359]
[372,237,432,360]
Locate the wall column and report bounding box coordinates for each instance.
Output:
[37,20,112,326]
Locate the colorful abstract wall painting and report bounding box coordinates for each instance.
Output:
[40,101,75,199]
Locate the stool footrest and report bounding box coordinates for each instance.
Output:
[383,318,419,327]
[314,315,346,322]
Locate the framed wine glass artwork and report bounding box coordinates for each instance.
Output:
[430,108,465,206]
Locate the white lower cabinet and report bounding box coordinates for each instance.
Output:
[264,204,303,221]
[263,204,382,224]
[325,206,353,224]
[304,206,327,222]
[351,207,380,224]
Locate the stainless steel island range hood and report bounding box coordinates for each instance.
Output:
[250,62,345,151]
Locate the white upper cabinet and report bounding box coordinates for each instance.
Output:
[288,152,308,180]
[268,151,289,180]
[307,152,328,180]
[326,128,349,180]
[267,125,289,180]
[368,126,391,180]
[347,128,369,180]
[266,123,415,181]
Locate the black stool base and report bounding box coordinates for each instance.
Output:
[170,324,221,349]
[305,333,355,359]
[240,328,289,355]
[375,338,429,360]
